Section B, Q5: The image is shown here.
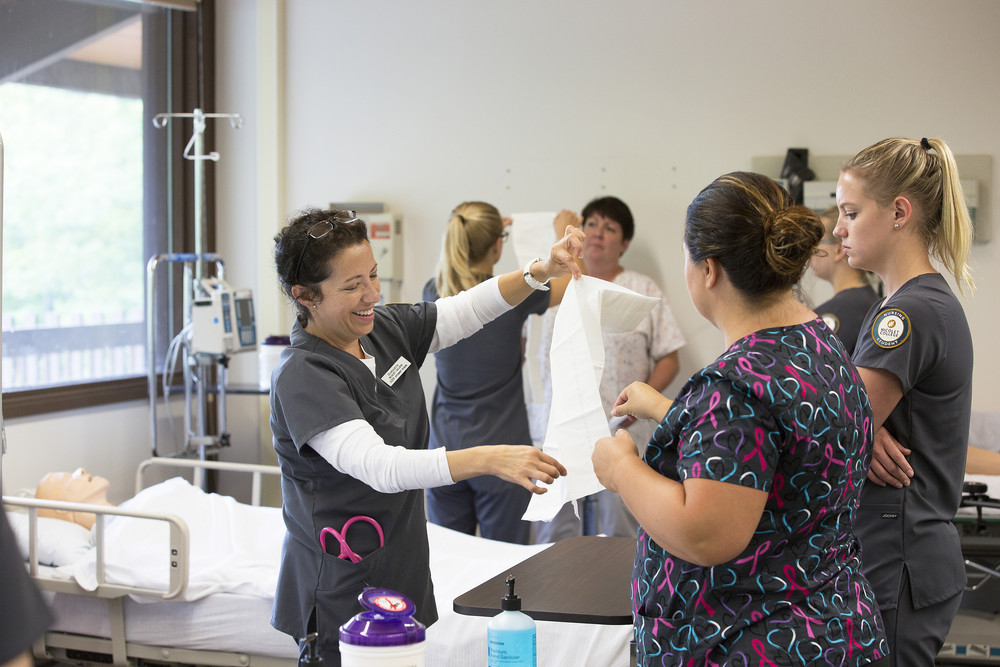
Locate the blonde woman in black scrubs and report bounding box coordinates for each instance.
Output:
[836,137,975,666]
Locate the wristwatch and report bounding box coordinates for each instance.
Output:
[523,257,550,291]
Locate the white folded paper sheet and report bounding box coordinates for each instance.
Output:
[510,212,557,269]
[522,275,659,522]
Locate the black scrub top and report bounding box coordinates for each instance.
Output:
[269,302,438,662]
[815,283,880,356]
[852,273,973,611]
[0,510,53,663]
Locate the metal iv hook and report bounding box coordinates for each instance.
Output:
[152,108,245,162]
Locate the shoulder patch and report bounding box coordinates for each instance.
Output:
[870,308,911,349]
[820,313,839,332]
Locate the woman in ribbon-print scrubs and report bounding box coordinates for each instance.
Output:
[592,172,888,666]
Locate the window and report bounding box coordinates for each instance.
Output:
[0,0,213,417]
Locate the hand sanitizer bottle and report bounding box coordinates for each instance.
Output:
[487,575,536,667]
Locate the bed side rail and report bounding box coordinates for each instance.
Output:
[2,496,189,600]
[135,457,281,506]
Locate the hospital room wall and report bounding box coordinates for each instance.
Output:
[215,0,1000,410]
[3,0,999,500]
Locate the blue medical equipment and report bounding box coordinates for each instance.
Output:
[191,277,257,356]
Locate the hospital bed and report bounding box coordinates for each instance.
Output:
[3,458,631,667]
[938,474,1000,665]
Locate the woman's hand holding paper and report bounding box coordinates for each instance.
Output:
[611,381,672,424]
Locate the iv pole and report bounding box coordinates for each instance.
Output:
[148,110,244,468]
[152,109,244,282]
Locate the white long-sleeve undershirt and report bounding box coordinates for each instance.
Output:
[310,420,453,493]
[308,276,513,492]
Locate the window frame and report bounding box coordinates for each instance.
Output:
[1,1,216,419]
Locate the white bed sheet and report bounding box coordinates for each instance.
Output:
[55,477,284,601]
[39,479,631,666]
[45,582,298,659]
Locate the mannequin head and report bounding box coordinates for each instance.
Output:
[35,468,112,529]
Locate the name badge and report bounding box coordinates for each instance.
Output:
[381,356,412,387]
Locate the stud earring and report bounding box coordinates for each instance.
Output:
[893,222,900,229]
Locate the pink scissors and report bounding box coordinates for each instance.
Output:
[320,516,385,563]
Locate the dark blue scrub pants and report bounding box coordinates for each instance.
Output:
[427,474,532,544]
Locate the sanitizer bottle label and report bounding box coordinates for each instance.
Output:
[488,629,536,666]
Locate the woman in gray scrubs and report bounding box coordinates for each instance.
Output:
[836,137,975,666]
[422,202,554,544]
[268,207,581,664]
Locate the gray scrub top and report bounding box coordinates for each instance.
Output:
[423,278,548,450]
[852,273,973,610]
[815,283,880,356]
[269,302,438,661]
[0,510,53,662]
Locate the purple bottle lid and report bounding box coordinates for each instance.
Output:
[339,587,426,647]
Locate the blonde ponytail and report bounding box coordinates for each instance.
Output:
[927,138,975,294]
[843,137,974,294]
[434,202,505,297]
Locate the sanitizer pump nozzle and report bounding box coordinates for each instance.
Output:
[488,575,536,667]
[502,575,520,610]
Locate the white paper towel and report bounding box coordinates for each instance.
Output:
[522,275,659,522]
[510,212,558,269]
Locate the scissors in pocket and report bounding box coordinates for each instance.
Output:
[320,516,385,563]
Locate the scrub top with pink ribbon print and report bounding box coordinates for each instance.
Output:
[633,319,888,666]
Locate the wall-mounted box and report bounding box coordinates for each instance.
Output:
[330,202,404,302]
[752,154,992,243]
[803,181,838,213]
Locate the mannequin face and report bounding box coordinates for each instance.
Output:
[36,468,112,529]
[37,468,110,503]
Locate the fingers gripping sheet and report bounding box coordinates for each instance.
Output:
[522,275,658,522]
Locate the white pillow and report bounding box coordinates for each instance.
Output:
[6,511,94,566]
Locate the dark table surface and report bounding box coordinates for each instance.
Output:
[453,535,636,625]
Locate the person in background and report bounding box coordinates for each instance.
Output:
[269,207,581,664]
[592,171,887,666]
[837,137,975,666]
[422,202,573,544]
[810,205,880,355]
[967,446,1000,475]
[534,195,685,541]
[1,510,53,667]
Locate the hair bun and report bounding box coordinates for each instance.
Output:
[763,206,824,279]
